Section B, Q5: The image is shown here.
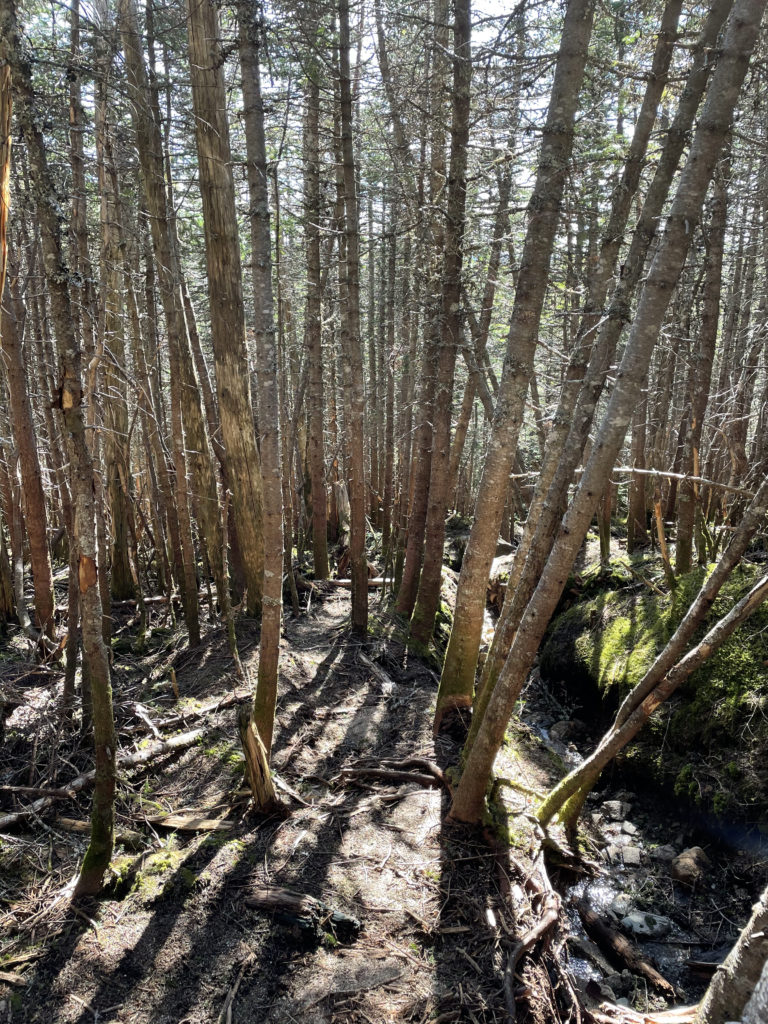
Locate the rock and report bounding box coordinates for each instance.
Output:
[605,973,624,994]
[609,894,633,917]
[621,911,673,939]
[670,846,711,885]
[602,845,624,865]
[622,821,638,836]
[550,719,589,743]
[650,844,677,863]
[603,800,631,821]
[621,846,642,868]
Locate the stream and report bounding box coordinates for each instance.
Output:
[521,673,768,1013]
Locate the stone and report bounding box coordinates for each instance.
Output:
[622,847,642,868]
[609,894,633,917]
[622,821,639,836]
[621,911,673,939]
[650,844,677,863]
[670,846,711,885]
[603,845,624,865]
[603,800,631,820]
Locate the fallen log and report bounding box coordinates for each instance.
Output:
[575,900,676,998]
[121,688,251,737]
[0,727,206,831]
[244,885,361,945]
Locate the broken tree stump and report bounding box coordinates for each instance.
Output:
[244,885,361,946]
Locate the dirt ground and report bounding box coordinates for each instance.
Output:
[1,589,563,1024]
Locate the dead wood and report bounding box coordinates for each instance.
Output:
[380,756,452,792]
[340,766,442,788]
[121,688,251,737]
[0,727,206,831]
[244,885,361,944]
[323,578,393,588]
[575,900,676,998]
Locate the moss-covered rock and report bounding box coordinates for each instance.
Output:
[540,561,768,829]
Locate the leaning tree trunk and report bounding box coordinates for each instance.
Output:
[450,0,766,824]
[238,0,283,797]
[0,0,116,895]
[696,882,768,1022]
[435,0,595,720]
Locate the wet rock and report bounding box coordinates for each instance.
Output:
[621,911,672,939]
[602,844,624,865]
[621,846,642,868]
[610,894,633,917]
[605,972,624,994]
[603,800,631,821]
[650,844,677,863]
[670,846,711,885]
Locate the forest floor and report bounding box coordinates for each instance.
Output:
[0,579,765,1023]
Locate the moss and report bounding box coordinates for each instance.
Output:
[541,560,768,828]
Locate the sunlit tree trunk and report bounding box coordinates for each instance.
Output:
[435,0,595,718]
[238,0,283,788]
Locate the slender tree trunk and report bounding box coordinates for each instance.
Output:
[185,0,264,619]
[238,0,283,774]
[303,74,329,580]
[0,281,55,637]
[409,0,472,646]
[337,0,368,634]
[435,0,595,719]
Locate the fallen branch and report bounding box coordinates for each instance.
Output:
[0,727,206,831]
[380,757,452,793]
[323,578,393,588]
[575,900,676,998]
[121,689,251,737]
[340,767,441,789]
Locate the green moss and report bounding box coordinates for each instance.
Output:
[541,561,768,827]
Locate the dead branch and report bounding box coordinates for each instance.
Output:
[0,727,206,831]
[380,756,452,793]
[340,766,442,788]
[244,885,361,943]
[575,900,676,998]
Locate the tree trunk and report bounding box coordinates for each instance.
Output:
[337,0,368,635]
[435,0,595,719]
[409,0,472,647]
[303,73,329,580]
[185,0,265,619]
[238,0,283,770]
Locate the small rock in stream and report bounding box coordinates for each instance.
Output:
[621,846,642,868]
[621,911,673,939]
[622,821,639,836]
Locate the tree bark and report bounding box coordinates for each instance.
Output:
[238,0,283,770]
[435,0,595,718]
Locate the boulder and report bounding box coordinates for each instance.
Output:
[670,846,711,885]
[603,800,632,821]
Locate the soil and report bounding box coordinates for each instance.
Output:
[0,590,561,1024]
[1,582,765,1024]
